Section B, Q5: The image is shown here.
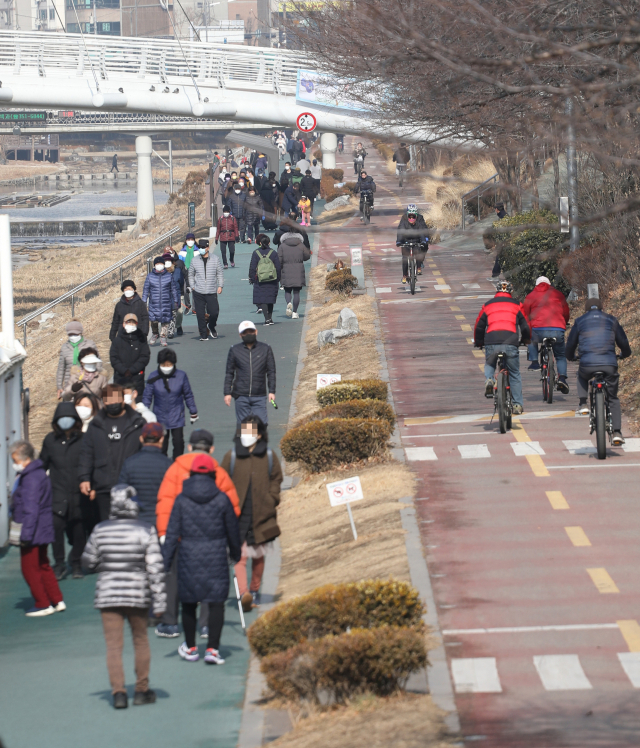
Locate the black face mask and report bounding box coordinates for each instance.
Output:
[105,402,124,416]
[242,333,257,345]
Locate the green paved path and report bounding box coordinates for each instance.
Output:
[0,232,312,748]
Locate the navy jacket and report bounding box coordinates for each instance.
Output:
[142,270,179,323]
[282,184,300,214]
[142,367,197,429]
[566,309,631,367]
[224,340,276,398]
[11,460,55,546]
[227,191,247,221]
[249,246,281,305]
[163,474,241,603]
[118,446,172,525]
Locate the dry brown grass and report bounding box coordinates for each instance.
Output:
[0,163,63,180]
[270,693,454,748]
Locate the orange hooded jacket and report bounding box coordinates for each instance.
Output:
[156,452,240,537]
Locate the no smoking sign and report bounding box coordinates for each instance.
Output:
[296,112,317,132]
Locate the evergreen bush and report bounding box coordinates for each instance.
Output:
[303,399,396,429]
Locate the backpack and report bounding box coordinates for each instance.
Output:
[229,447,273,478]
[255,248,278,283]
[290,173,303,186]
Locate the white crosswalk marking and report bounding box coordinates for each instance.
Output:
[621,439,640,452]
[511,441,545,456]
[617,653,640,687]
[458,444,491,459]
[405,447,438,461]
[533,655,592,690]
[381,248,396,253]
[333,252,348,257]
[463,283,481,289]
[563,440,597,455]
[434,284,451,290]
[376,288,392,294]
[451,658,502,693]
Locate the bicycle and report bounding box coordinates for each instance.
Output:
[338,140,344,154]
[397,163,407,188]
[402,241,421,295]
[492,351,514,433]
[539,336,558,404]
[361,191,373,225]
[355,154,364,176]
[589,370,614,460]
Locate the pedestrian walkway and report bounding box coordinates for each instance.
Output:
[0,232,312,748]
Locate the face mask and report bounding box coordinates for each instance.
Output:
[155,265,165,272]
[123,394,133,405]
[240,434,258,448]
[105,402,124,416]
[82,363,97,372]
[235,189,241,194]
[12,463,24,473]
[223,212,230,217]
[199,247,207,255]
[68,334,82,344]
[57,416,77,431]
[242,333,257,344]
[123,288,135,298]
[286,166,291,171]
[124,324,137,334]
[159,365,174,375]
[249,193,255,198]
[165,261,172,268]
[76,405,92,421]
[186,240,195,248]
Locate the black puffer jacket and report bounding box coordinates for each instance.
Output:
[109,293,150,341]
[355,175,376,194]
[300,175,317,199]
[396,213,430,244]
[39,402,84,520]
[245,194,264,224]
[224,340,276,398]
[227,190,247,221]
[109,329,150,392]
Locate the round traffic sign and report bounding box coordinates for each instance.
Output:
[296,112,317,132]
[346,482,357,495]
[332,486,344,498]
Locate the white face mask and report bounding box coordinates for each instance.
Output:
[123,289,135,298]
[76,405,93,421]
[223,212,230,217]
[186,240,195,248]
[165,261,172,268]
[199,247,207,255]
[159,365,174,375]
[82,363,97,372]
[235,189,241,194]
[155,265,165,272]
[124,324,137,334]
[123,394,133,405]
[68,334,82,344]
[12,462,24,473]
[240,434,258,448]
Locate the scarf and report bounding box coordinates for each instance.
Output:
[181,243,195,269]
[71,337,84,365]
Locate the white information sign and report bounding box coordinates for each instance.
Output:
[316,373,341,390]
[350,246,363,267]
[327,476,364,507]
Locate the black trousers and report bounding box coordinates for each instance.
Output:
[577,365,621,431]
[259,303,274,322]
[192,290,219,338]
[52,514,85,567]
[182,601,224,650]
[162,427,185,458]
[219,241,235,265]
[284,287,301,312]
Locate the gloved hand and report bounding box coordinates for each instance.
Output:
[190,414,199,424]
[158,535,166,546]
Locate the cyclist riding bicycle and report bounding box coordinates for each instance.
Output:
[566,296,631,445]
[522,276,571,394]
[353,142,367,174]
[354,170,376,221]
[393,143,411,175]
[396,204,429,284]
[473,280,531,415]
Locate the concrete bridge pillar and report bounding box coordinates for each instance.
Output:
[136,135,155,221]
[320,132,338,170]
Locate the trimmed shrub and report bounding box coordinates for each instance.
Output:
[317,378,388,406]
[261,625,427,703]
[248,580,425,657]
[322,168,344,181]
[280,417,391,471]
[325,268,358,294]
[303,399,396,429]
[313,149,322,161]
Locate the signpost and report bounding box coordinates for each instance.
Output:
[560,196,569,233]
[316,373,341,390]
[327,476,363,540]
[296,112,317,133]
[188,201,196,229]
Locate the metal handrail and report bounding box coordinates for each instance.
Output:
[461,174,499,230]
[17,225,179,340]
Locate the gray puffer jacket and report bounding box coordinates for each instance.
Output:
[188,252,224,295]
[277,233,311,288]
[56,338,97,389]
[81,485,166,612]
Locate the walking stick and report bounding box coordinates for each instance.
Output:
[233,569,247,634]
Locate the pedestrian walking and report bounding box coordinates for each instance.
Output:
[221,416,282,611]
[310,158,322,193]
[111,153,118,173]
[249,235,281,325]
[57,320,97,397]
[162,454,241,664]
[62,348,108,404]
[161,252,184,339]
[109,314,150,398]
[155,429,240,639]
[278,232,311,319]
[110,280,149,341]
[178,233,197,314]
[273,210,310,250]
[82,484,166,709]
[78,384,145,528]
[259,172,280,228]
[224,321,276,424]
[300,169,317,214]
[40,402,86,581]
[74,390,100,432]
[227,182,248,243]
[10,440,65,617]
[245,186,264,243]
[142,256,180,347]
[279,162,293,192]
[187,237,224,341]
[142,349,198,459]
[215,205,239,269]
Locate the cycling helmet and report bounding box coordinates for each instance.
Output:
[495,280,513,294]
[407,204,418,216]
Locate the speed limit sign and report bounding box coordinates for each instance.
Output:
[296,112,317,132]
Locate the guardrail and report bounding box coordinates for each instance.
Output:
[461,174,499,230]
[17,225,179,346]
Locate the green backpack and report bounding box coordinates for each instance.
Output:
[255,248,278,282]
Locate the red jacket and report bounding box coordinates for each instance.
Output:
[522,282,570,330]
[474,292,531,347]
[216,215,239,243]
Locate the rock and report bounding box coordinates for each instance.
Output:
[317,328,352,348]
[326,263,335,272]
[337,307,359,333]
[324,194,351,211]
[100,208,114,215]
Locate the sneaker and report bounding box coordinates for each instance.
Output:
[254,307,262,314]
[241,591,253,613]
[168,331,175,340]
[417,268,422,275]
[178,642,200,662]
[184,307,192,316]
[113,692,128,709]
[200,626,209,639]
[155,623,180,638]
[557,377,569,394]
[231,262,235,268]
[612,431,626,447]
[72,565,83,579]
[224,264,229,269]
[402,277,407,284]
[286,302,293,317]
[209,329,218,339]
[176,327,183,337]
[54,600,67,613]
[576,400,589,416]
[133,689,156,706]
[292,312,299,319]
[484,378,495,397]
[528,362,541,370]
[149,334,159,345]
[265,320,275,326]
[25,606,55,617]
[53,564,68,581]
[251,591,261,607]
[204,648,225,665]
[512,404,524,415]
[160,337,168,347]
[199,336,209,342]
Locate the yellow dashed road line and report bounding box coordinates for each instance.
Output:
[565,526,591,546]
[618,620,640,652]
[587,568,620,594]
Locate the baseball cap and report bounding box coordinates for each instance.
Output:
[141,422,164,442]
[189,429,214,449]
[535,276,551,285]
[65,320,83,335]
[238,321,257,334]
[191,454,216,474]
[123,313,138,324]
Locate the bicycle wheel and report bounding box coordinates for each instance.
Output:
[363,202,370,224]
[399,170,404,188]
[409,258,416,295]
[496,369,508,433]
[541,361,549,402]
[546,353,555,404]
[595,388,607,459]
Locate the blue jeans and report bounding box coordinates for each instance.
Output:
[484,344,523,407]
[234,395,269,425]
[527,327,567,376]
